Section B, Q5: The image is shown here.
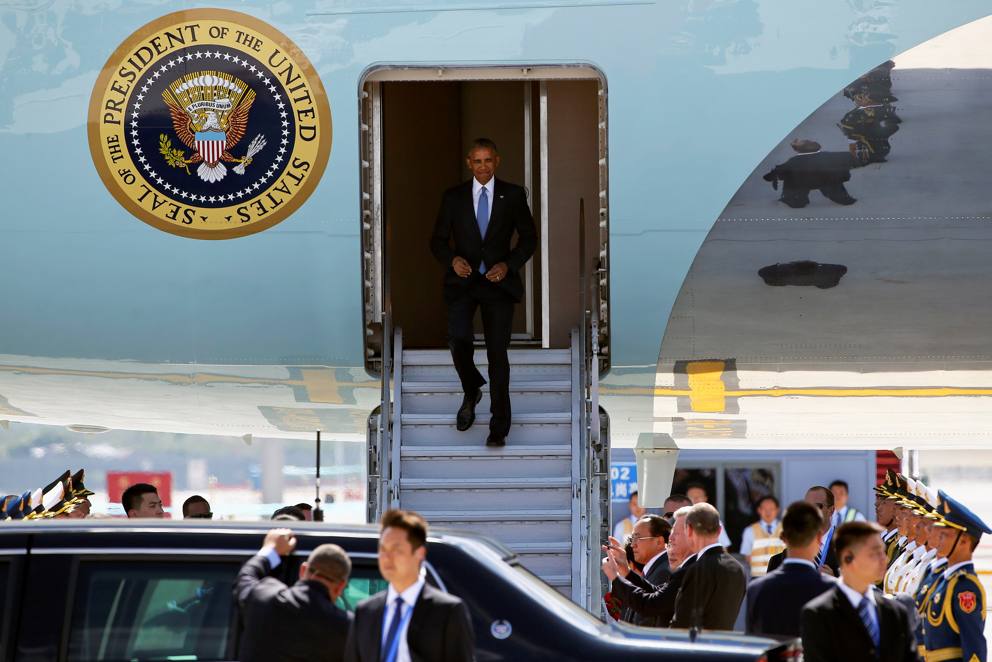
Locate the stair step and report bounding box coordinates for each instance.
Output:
[537,575,571,587]
[401,477,571,490]
[421,509,571,522]
[402,390,569,415]
[402,349,571,365]
[401,445,570,458]
[401,412,571,426]
[402,380,570,393]
[402,420,570,445]
[426,511,572,543]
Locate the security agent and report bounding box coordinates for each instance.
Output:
[767,485,839,576]
[234,528,353,662]
[345,509,474,662]
[801,521,918,662]
[746,501,835,638]
[920,490,990,662]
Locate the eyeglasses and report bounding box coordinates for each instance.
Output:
[630,535,660,543]
[188,512,213,519]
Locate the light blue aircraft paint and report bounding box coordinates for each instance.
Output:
[0,2,990,447]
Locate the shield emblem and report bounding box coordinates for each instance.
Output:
[959,591,977,614]
[195,131,227,166]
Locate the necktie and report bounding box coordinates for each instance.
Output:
[381,597,405,662]
[857,595,880,650]
[477,186,489,274]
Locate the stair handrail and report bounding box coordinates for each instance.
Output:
[578,198,601,449]
[389,327,403,509]
[377,311,393,517]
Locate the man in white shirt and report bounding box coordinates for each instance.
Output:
[801,522,917,662]
[345,509,474,662]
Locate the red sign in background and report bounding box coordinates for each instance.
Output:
[106,471,172,507]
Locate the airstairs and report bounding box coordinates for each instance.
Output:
[367,327,609,609]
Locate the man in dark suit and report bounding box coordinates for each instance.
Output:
[746,501,836,637]
[234,528,353,662]
[767,485,839,576]
[613,515,672,626]
[801,522,918,662]
[430,138,537,447]
[671,502,747,631]
[603,506,695,627]
[345,509,474,662]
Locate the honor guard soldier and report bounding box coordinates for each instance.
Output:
[891,481,938,595]
[886,474,916,570]
[875,470,902,567]
[913,492,951,659]
[922,490,990,662]
[898,484,941,596]
[886,477,926,593]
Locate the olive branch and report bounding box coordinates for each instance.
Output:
[159,134,190,175]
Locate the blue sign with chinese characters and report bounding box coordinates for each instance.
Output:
[610,462,638,502]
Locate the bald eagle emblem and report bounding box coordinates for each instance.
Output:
[159,71,266,183]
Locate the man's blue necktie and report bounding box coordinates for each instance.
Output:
[381,596,405,662]
[477,186,489,274]
[857,595,880,650]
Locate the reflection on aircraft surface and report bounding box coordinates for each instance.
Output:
[657,18,992,449]
[0,356,378,440]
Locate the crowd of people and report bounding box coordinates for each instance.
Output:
[4,470,988,660]
[603,471,989,660]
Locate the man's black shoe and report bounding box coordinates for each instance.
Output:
[456,389,482,431]
[485,433,506,448]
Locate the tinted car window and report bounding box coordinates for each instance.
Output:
[67,561,239,662]
[336,564,388,612]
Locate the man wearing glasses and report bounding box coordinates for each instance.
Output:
[183,494,213,520]
[619,515,671,625]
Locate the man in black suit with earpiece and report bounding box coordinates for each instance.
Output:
[430,138,537,447]
[801,522,917,662]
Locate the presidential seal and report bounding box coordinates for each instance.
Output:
[88,9,331,239]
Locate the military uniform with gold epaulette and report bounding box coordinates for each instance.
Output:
[921,490,990,662]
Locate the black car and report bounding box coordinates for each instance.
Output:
[0,520,796,661]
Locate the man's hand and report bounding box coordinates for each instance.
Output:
[485,262,508,283]
[604,536,631,577]
[601,555,619,582]
[263,528,297,556]
[452,256,472,278]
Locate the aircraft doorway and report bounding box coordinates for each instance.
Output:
[359,66,610,369]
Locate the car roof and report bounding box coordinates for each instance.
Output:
[0,518,517,560]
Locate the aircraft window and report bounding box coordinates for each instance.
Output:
[67,561,238,661]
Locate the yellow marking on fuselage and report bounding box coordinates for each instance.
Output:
[685,360,726,413]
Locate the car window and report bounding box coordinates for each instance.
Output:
[67,561,239,662]
[335,562,388,612]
